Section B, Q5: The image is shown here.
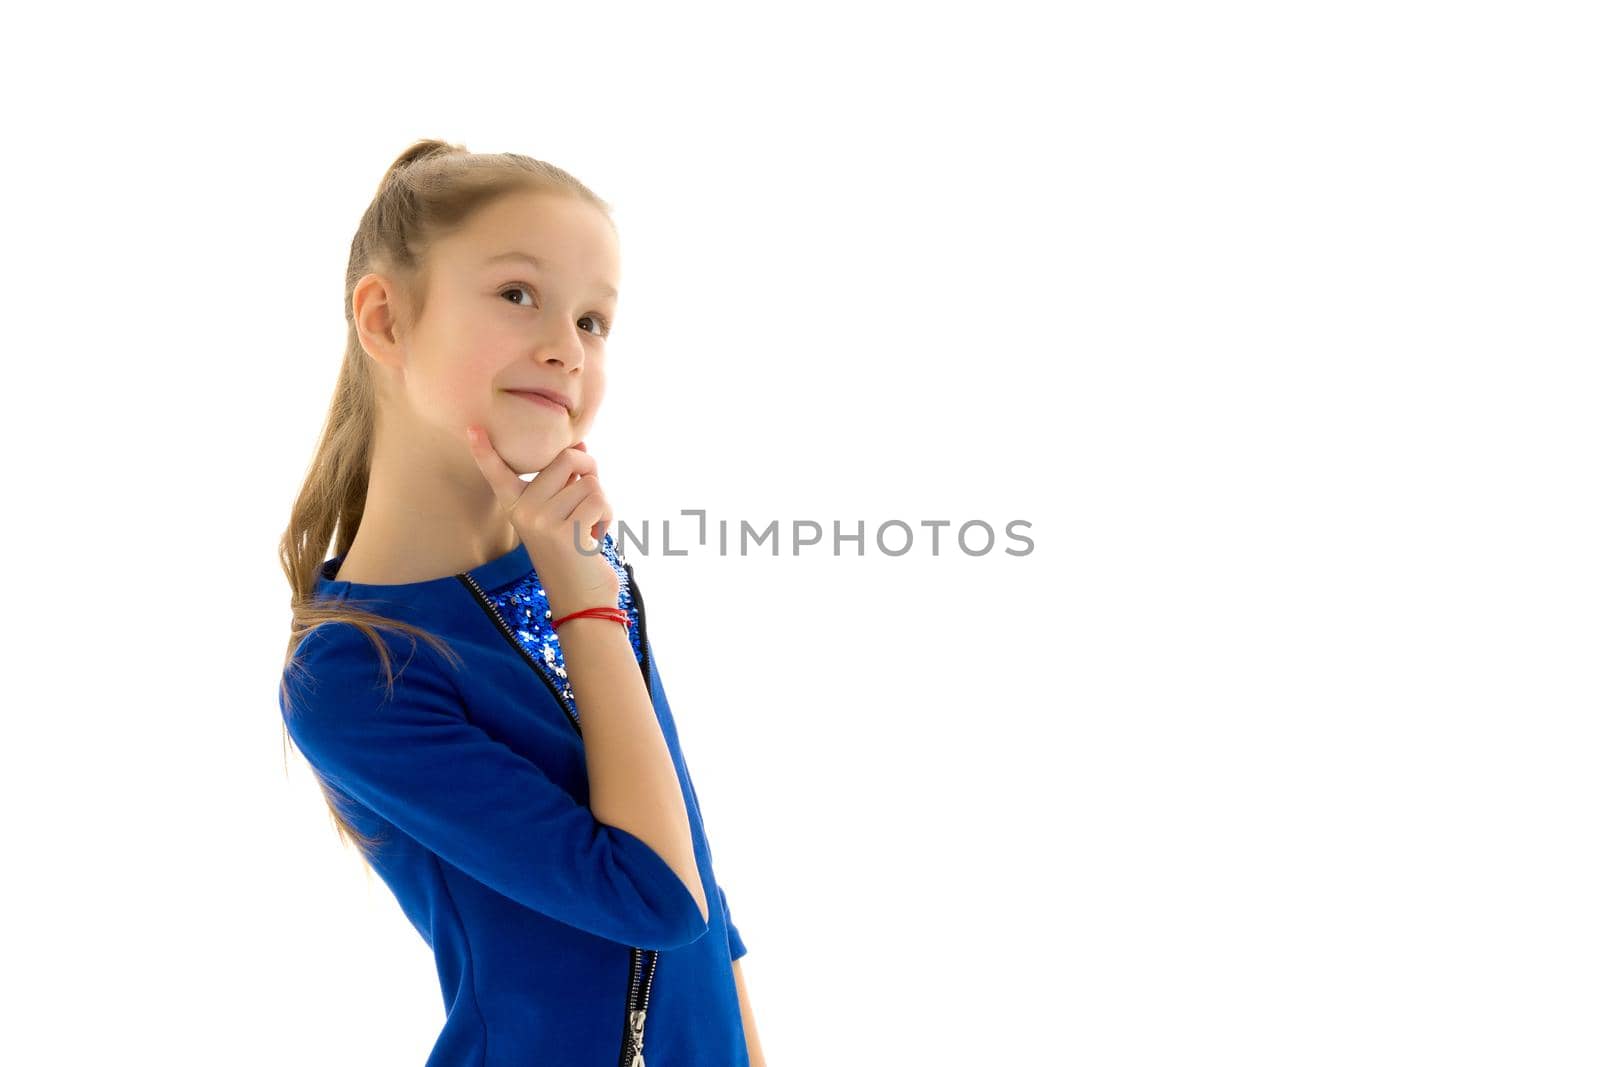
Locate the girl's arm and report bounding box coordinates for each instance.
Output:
[733,957,767,1066]
[281,623,710,949]
[464,437,708,924]
[558,616,711,924]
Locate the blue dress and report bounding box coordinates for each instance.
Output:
[280,531,749,1066]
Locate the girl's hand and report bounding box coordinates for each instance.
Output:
[465,425,620,618]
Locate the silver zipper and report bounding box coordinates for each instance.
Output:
[621,945,658,1065]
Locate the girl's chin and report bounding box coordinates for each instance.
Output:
[497,439,577,477]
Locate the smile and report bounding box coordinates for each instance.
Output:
[507,390,571,414]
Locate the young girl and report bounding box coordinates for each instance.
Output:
[277,139,764,1067]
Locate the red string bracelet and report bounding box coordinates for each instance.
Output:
[552,606,631,631]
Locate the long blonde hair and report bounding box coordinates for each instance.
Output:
[278,138,613,866]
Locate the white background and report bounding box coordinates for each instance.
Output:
[4,2,1596,1064]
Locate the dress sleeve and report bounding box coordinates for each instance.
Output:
[719,884,749,961]
[281,622,712,952]
[683,760,749,961]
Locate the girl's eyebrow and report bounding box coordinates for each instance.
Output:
[482,250,618,301]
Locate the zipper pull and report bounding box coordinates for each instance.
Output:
[628,1007,647,1066]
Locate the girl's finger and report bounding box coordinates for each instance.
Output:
[464,425,529,512]
[593,494,613,543]
[548,470,603,525]
[524,448,598,510]
[569,492,611,551]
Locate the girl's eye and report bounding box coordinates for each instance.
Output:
[500,284,611,338]
[500,283,535,307]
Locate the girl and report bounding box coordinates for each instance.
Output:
[277,139,764,1066]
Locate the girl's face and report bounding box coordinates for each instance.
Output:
[381,190,620,476]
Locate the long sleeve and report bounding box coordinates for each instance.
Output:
[281,622,712,952]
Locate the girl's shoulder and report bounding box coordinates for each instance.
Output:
[281,618,460,722]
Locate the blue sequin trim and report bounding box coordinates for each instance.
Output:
[480,532,642,714]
